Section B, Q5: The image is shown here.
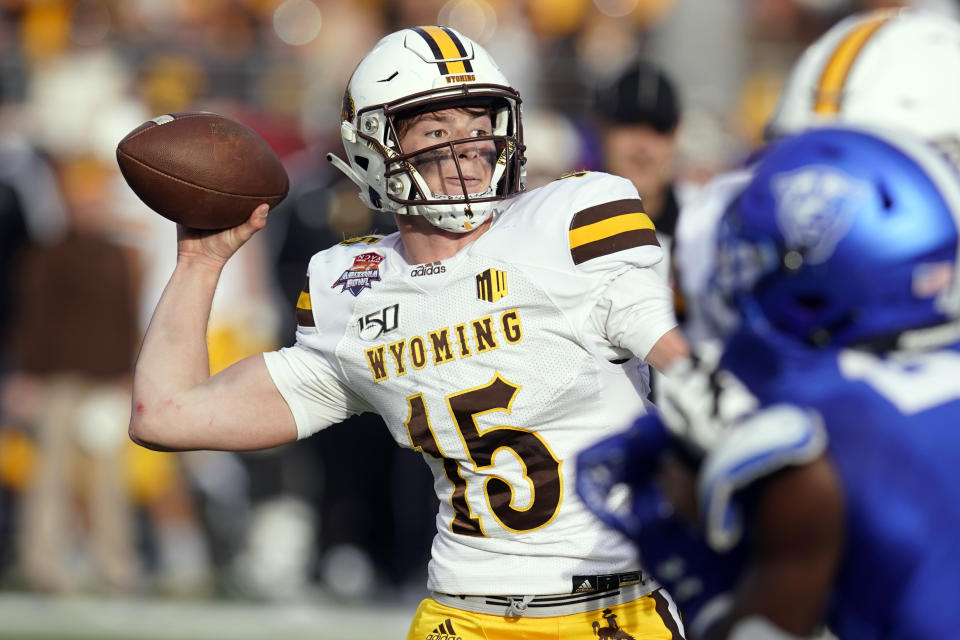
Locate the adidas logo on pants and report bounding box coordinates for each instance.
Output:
[425,618,462,640]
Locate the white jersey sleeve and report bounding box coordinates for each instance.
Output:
[550,171,677,360]
[263,346,374,439]
[587,267,677,361]
[262,235,389,439]
[563,171,664,277]
[674,168,753,344]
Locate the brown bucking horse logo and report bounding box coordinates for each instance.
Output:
[591,608,636,639]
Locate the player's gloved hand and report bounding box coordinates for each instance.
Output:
[656,350,759,457]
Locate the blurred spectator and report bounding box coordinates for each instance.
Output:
[0,61,68,585]
[0,178,28,580]
[592,60,698,284]
[2,155,140,594]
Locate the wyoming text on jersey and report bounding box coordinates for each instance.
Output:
[363,309,523,382]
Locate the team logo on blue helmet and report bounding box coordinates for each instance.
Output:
[772,166,868,265]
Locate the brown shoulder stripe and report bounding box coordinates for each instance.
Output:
[570,198,646,229]
[296,277,315,327]
[569,199,658,265]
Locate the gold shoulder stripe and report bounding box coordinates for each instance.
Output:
[569,199,658,264]
[296,277,315,327]
[571,229,659,265]
[814,11,894,114]
[570,213,653,248]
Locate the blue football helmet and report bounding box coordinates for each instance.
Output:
[712,126,960,348]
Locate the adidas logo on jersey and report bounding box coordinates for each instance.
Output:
[411,261,446,277]
[425,618,462,640]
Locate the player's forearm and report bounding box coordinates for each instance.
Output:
[130,256,223,444]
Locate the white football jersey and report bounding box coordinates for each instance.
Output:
[264,171,676,595]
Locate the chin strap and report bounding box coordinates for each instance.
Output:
[326,152,368,192]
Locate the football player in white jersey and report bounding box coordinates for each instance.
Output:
[675,7,960,344]
[129,26,688,639]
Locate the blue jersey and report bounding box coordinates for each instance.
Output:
[721,328,960,639]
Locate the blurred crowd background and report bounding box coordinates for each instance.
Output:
[0,0,953,612]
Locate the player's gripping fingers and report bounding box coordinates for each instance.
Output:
[235,203,270,239]
[176,203,270,267]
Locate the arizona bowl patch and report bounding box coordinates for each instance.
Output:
[332,252,384,296]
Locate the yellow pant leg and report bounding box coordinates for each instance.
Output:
[406,590,683,640]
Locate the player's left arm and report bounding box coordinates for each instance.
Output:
[645,327,689,372]
[565,173,689,371]
[590,267,689,372]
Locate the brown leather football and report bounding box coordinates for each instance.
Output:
[116,111,289,230]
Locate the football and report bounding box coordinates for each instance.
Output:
[116,111,289,230]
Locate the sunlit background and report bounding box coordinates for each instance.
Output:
[0,0,953,637]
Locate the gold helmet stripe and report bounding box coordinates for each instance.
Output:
[413,26,472,75]
[814,11,896,114]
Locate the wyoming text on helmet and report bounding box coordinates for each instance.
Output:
[327,26,526,233]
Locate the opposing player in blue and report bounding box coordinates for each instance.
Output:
[675,7,960,346]
[577,124,960,639]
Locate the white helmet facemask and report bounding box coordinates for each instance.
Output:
[327,26,526,233]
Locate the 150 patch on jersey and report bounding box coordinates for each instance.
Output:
[359,303,399,340]
[332,252,384,296]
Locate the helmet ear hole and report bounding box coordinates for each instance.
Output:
[795,294,829,314]
[354,156,369,171]
[367,186,382,209]
[878,182,894,211]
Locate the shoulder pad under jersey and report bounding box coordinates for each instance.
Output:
[500,171,663,276]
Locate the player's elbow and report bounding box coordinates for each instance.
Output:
[128,402,182,452]
[646,327,690,372]
[128,413,161,450]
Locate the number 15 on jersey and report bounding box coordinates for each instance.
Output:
[404,374,563,537]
